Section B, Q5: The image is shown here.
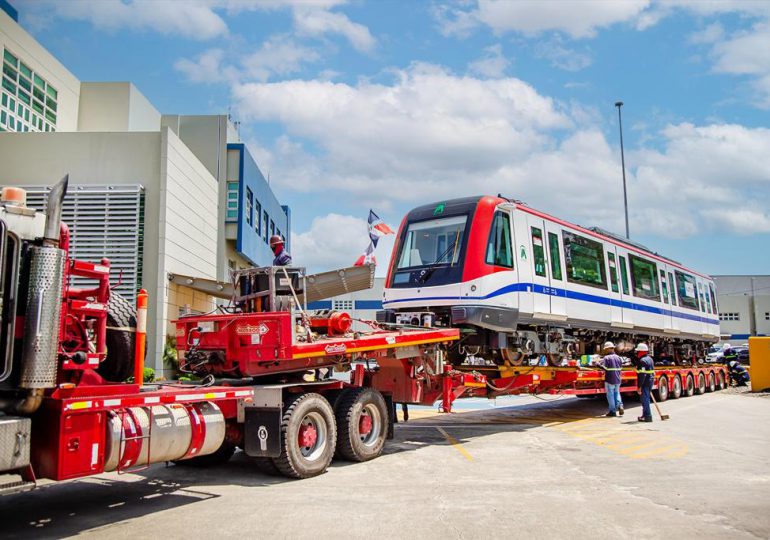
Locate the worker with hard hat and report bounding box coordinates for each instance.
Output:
[599,341,624,417]
[634,343,655,422]
[269,235,292,266]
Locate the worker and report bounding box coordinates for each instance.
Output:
[728,360,750,387]
[634,343,655,423]
[722,345,738,366]
[599,341,624,417]
[269,235,292,266]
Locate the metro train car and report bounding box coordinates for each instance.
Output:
[380,196,720,366]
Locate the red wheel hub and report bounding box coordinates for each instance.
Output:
[359,414,373,436]
[298,423,318,448]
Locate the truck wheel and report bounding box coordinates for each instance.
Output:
[655,376,669,402]
[671,375,682,399]
[717,371,726,390]
[273,393,336,479]
[684,374,695,397]
[253,457,282,476]
[334,388,388,462]
[707,372,716,392]
[101,292,137,382]
[695,373,706,395]
[175,441,235,467]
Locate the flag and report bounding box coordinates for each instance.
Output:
[355,210,394,266]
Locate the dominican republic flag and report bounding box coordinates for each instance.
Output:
[355,210,395,266]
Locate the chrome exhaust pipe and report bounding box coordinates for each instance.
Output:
[43,174,68,247]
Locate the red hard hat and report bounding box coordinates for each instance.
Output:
[269,235,284,248]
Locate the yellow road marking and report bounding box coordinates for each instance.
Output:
[435,427,473,461]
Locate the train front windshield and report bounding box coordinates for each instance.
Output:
[396,216,467,270]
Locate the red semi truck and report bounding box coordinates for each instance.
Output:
[0,177,729,493]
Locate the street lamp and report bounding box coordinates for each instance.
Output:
[615,101,629,239]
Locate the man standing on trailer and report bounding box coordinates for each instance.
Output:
[600,342,624,417]
[634,343,655,422]
[270,235,292,266]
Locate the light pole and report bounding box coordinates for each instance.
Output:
[615,101,629,239]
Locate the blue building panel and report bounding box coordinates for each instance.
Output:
[230,143,290,266]
[0,0,18,21]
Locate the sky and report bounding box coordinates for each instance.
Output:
[14,0,770,276]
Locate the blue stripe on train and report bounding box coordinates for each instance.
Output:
[382,282,720,326]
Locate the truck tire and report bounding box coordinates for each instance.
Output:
[684,374,695,397]
[334,388,388,462]
[655,376,669,402]
[273,393,336,479]
[707,371,716,392]
[253,457,282,476]
[101,292,137,382]
[671,375,682,399]
[695,372,706,395]
[717,371,726,390]
[174,441,235,467]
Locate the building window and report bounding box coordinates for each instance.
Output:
[270,219,275,239]
[718,313,740,321]
[263,211,268,242]
[254,200,261,236]
[2,47,58,133]
[764,312,769,320]
[226,182,238,220]
[333,300,354,311]
[245,187,253,226]
[562,231,607,289]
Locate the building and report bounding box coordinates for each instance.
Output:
[0,5,289,375]
[713,275,770,344]
[309,278,385,331]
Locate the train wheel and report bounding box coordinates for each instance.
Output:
[684,374,695,397]
[695,373,706,395]
[546,354,561,367]
[655,376,669,402]
[671,376,682,399]
[717,371,726,390]
[707,372,716,392]
[273,393,336,479]
[334,388,388,462]
[500,348,524,366]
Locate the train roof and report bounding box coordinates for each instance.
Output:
[406,195,711,281]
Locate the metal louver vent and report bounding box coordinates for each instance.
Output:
[22,184,145,302]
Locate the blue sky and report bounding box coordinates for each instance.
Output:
[15,0,770,275]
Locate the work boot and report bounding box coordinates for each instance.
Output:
[618,407,625,416]
[637,416,652,422]
[605,411,617,417]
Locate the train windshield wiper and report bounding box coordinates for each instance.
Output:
[417,238,458,283]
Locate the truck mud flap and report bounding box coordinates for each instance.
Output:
[244,407,282,458]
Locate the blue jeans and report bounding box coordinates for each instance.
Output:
[604,383,623,413]
[640,383,653,419]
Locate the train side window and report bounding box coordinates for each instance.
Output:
[697,283,706,313]
[675,270,699,310]
[607,253,619,293]
[619,256,630,295]
[485,212,513,268]
[548,232,562,280]
[668,272,676,305]
[561,231,607,289]
[709,283,718,314]
[660,269,669,303]
[629,254,659,301]
[531,227,546,277]
[704,283,713,313]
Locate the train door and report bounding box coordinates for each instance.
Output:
[617,252,634,327]
[659,266,675,333]
[512,210,534,316]
[543,223,567,317]
[606,247,624,325]
[526,216,555,317]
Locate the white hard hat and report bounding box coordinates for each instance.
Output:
[602,341,615,350]
[722,343,732,351]
[635,343,649,352]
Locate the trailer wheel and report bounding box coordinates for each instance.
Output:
[253,457,282,476]
[671,375,682,399]
[655,376,669,402]
[101,292,137,382]
[273,393,336,479]
[717,371,726,390]
[684,374,695,397]
[334,388,388,462]
[174,441,235,467]
[707,372,716,392]
[695,373,706,395]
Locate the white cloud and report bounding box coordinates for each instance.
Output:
[436,0,650,39]
[292,6,376,52]
[241,35,321,81]
[688,23,724,45]
[468,44,510,78]
[291,214,369,269]
[175,49,232,84]
[534,38,592,71]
